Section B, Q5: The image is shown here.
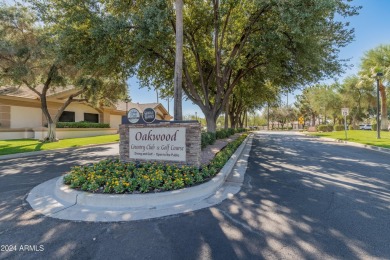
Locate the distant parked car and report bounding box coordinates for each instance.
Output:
[359,124,372,130]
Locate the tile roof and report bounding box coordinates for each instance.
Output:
[1,86,170,117]
[114,101,161,112]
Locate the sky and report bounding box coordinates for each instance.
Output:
[128,0,390,118]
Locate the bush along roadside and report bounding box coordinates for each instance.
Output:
[201,128,246,148]
[63,133,248,194]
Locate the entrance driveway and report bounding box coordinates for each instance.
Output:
[0,132,389,259]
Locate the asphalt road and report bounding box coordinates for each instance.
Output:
[0,132,389,260]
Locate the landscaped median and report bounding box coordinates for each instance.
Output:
[27,132,253,221]
[63,133,248,194]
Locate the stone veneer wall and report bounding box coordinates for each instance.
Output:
[119,122,201,167]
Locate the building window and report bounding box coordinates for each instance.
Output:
[84,113,99,123]
[59,111,75,122]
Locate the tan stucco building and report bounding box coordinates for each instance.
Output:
[0,86,171,140]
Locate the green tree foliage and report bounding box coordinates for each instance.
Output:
[49,0,357,133]
[0,4,128,141]
[269,106,297,129]
[295,84,341,126]
[338,75,375,126]
[139,0,358,132]
[228,80,279,129]
[359,44,390,129]
[27,0,358,133]
[295,89,317,127]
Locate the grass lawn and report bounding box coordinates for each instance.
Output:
[309,130,390,149]
[0,134,119,156]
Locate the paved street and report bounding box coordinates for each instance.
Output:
[1,132,389,259]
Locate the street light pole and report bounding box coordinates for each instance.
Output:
[376,72,383,139]
[125,96,130,113]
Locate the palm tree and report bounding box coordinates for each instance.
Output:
[360,45,390,130]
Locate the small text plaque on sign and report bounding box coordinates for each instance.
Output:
[127,108,141,124]
[129,127,186,162]
[142,108,156,123]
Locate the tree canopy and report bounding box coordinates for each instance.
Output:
[359,44,390,129]
[0,3,128,141]
[32,0,359,132]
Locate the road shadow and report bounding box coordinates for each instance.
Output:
[214,132,390,259]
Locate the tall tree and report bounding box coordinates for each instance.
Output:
[360,44,390,130]
[34,0,358,132]
[295,89,318,127]
[338,75,375,126]
[173,0,183,120]
[295,84,340,126]
[228,79,279,129]
[0,4,128,141]
[131,0,358,132]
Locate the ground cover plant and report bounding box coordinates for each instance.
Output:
[63,134,248,193]
[309,130,390,149]
[0,135,119,156]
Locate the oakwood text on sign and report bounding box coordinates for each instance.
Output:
[129,127,186,162]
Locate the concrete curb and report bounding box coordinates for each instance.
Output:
[26,134,253,222]
[301,133,390,155]
[0,142,119,160]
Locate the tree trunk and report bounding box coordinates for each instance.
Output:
[245,111,248,128]
[229,112,236,129]
[224,100,229,129]
[173,0,183,121]
[311,114,316,126]
[40,93,58,142]
[380,83,388,130]
[205,115,217,133]
[238,112,244,128]
[46,122,57,142]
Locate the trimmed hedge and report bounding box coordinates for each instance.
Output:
[56,122,110,128]
[317,125,333,132]
[201,128,247,149]
[201,132,216,149]
[334,124,345,131]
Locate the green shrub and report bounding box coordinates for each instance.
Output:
[349,125,356,130]
[216,129,229,139]
[371,124,377,131]
[56,121,110,128]
[201,128,247,148]
[317,125,329,132]
[201,132,216,148]
[334,124,345,131]
[235,128,246,133]
[227,128,235,136]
